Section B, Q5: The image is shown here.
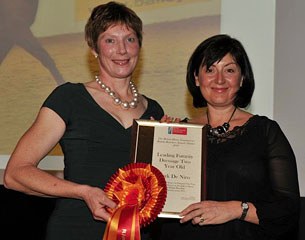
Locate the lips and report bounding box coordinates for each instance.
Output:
[113,59,129,65]
[212,87,228,93]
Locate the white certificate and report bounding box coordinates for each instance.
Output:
[131,120,207,218]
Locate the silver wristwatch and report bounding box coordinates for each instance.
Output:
[239,202,249,220]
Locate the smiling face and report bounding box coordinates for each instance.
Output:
[94,24,140,80]
[195,53,242,108]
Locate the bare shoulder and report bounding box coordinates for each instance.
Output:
[238,109,253,119]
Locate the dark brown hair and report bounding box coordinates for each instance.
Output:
[186,34,255,108]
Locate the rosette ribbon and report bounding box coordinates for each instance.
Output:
[103,163,167,240]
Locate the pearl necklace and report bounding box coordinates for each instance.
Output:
[207,107,237,137]
[95,75,139,109]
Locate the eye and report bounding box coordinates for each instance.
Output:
[205,67,215,74]
[105,38,115,43]
[127,37,136,43]
[226,68,236,73]
[224,64,239,74]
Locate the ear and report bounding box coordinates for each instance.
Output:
[91,49,98,58]
[194,73,200,86]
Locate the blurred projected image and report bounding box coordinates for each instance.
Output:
[0,0,220,157]
[0,0,65,85]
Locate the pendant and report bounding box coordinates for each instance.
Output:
[208,122,230,136]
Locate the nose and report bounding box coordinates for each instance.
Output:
[215,72,225,84]
[117,41,127,55]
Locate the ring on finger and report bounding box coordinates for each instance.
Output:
[199,215,204,223]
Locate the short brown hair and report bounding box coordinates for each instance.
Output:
[85,1,143,53]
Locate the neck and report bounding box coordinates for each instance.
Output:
[206,106,237,126]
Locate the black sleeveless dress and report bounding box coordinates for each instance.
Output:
[42,82,164,240]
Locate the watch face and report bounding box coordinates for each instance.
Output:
[242,202,249,210]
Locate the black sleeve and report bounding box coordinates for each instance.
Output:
[142,96,164,121]
[255,120,300,239]
[41,83,73,125]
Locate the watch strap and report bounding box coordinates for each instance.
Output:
[239,202,249,220]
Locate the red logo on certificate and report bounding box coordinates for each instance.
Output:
[168,127,187,135]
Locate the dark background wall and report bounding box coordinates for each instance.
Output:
[0,186,304,239]
[0,185,55,239]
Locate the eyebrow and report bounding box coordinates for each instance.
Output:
[226,61,237,65]
[206,61,237,67]
[100,32,137,39]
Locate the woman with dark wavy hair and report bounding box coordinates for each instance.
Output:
[159,34,300,240]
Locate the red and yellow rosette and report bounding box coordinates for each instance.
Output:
[103,163,167,240]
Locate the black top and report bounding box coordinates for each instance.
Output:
[157,115,300,240]
[41,82,164,240]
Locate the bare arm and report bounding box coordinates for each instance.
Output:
[4,107,116,221]
[4,107,67,196]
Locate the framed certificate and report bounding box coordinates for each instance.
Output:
[130,119,207,218]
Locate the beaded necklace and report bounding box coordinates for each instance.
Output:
[207,107,237,137]
[95,75,139,109]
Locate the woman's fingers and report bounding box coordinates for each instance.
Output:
[160,115,181,123]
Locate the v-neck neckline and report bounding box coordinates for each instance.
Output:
[79,83,148,130]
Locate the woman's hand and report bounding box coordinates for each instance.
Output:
[81,186,117,222]
[179,200,241,225]
[159,115,181,123]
